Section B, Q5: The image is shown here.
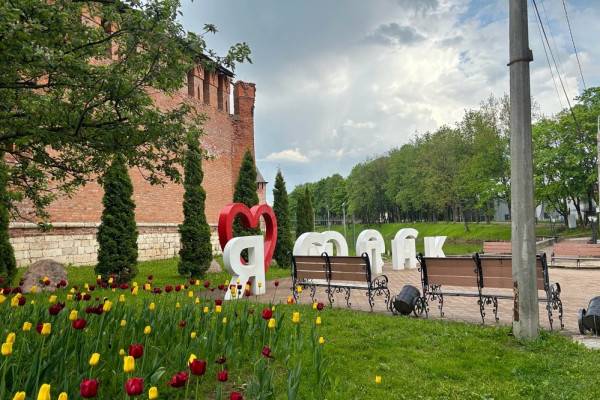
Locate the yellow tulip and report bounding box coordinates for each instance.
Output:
[66,294,73,301]
[292,312,300,324]
[132,281,138,287]
[48,295,57,304]
[84,283,89,290]
[144,283,151,291]
[2,342,13,356]
[195,279,200,286]
[102,300,113,312]
[175,302,181,309]
[195,297,200,304]
[22,322,32,332]
[111,288,116,292]
[148,387,158,400]
[375,375,382,384]
[318,336,325,345]
[37,383,51,400]
[188,290,193,298]
[258,281,263,288]
[40,323,51,336]
[11,294,20,307]
[89,352,100,366]
[271,305,276,311]
[188,353,197,364]
[30,286,38,294]
[203,306,209,314]
[58,391,68,400]
[70,288,76,293]
[6,332,16,344]
[123,355,135,373]
[148,302,155,311]
[222,317,227,325]
[108,277,114,284]
[296,285,303,294]
[312,302,318,310]
[0,294,5,304]
[268,318,276,329]
[30,300,35,305]
[190,332,197,339]
[215,305,222,313]
[120,319,127,327]
[69,310,78,321]
[144,326,152,335]
[119,294,125,303]
[315,316,322,326]
[131,286,138,296]
[12,391,26,400]
[97,275,101,280]
[119,349,126,356]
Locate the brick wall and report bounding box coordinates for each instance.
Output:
[10,65,263,267]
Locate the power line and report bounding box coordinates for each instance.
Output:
[561,0,587,90]
[531,0,581,132]
[533,8,564,110]
[539,0,572,96]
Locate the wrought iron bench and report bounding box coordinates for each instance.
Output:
[551,242,600,268]
[291,253,390,311]
[417,253,563,329]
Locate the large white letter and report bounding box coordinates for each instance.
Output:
[223,236,265,300]
[424,236,446,257]
[392,228,419,270]
[293,231,349,256]
[356,230,385,274]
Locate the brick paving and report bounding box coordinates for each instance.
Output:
[267,263,600,334]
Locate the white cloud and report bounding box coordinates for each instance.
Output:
[263,148,309,163]
[342,119,377,129]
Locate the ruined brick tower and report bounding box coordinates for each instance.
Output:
[10,63,266,266]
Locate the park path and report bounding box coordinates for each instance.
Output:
[266,261,600,335]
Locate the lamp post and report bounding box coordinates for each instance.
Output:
[342,202,347,239]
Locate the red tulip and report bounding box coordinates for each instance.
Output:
[36,323,43,334]
[125,377,144,396]
[168,371,188,388]
[128,344,144,359]
[215,299,223,306]
[175,285,182,292]
[261,308,273,320]
[189,359,207,376]
[147,275,154,281]
[217,370,228,382]
[230,392,243,400]
[274,280,280,287]
[204,280,211,288]
[178,320,186,328]
[218,284,225,291]
[49,303,65,315]
[316,302,325,311]
[216,356,226,365]
[165,285,173,293]
[18,296,26,306]
[261,346,273,358]
[80,378,99,398]
[72,318,87,330]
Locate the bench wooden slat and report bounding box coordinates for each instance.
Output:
[326,261,368,273]
[483,242,512,254]
[428,274,478,287]
[553,243,600,257]
[295,270,328,280]
[329,271,367,282]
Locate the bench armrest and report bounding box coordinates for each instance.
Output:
[371,274,389,289]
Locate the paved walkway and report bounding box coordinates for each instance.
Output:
[269,263,600,334]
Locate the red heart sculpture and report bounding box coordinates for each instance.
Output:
[217,203,278,271]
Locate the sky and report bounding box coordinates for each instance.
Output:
[179,0,600,203]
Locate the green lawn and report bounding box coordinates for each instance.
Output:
[317,221,591,255]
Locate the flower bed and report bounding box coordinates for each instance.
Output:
[0,277,328,399]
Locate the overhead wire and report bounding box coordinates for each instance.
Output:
[560,0,586,90]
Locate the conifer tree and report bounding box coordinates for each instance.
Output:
[178,135,213,277]
[273,170,293,267]
[233,150,260,237]
[296,187,314,238]
[0,157,16,284]
[95,156,138,282]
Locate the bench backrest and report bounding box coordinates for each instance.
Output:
[327,254,371,283]
[483,241,512,254]
[477,254,547,291]
[292,255,329,281]
[553,242,600,257]
[419,256,479,288]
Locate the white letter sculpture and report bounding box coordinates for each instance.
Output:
[223,236,265,300]
[424,236,447,257]
[356,230,385,274]
[391,228,419,270]
[293,231,349,257]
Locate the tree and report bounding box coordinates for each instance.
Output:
[0,157,16,284]
[272,170,293,267]
[95,156,138,282]
[295,187,314,238]
[178,134,213,277]
[233,149,260,238]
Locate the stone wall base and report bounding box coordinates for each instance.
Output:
[9,223,222,267]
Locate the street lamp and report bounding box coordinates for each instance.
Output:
[588,215,598,244]
[341,202,347,239]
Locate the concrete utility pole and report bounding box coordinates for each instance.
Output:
[597,115,600,217]
[509,0,539,339]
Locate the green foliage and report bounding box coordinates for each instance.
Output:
[295,187,314,238]
[178,135,213,278]
[233,150,260,237]
[272,170,293,267]
[95,156,138,282]
[0,156,16,283]
[0,0,251,220]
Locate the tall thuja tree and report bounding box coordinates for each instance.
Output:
[0,156,16,284]
[96,156,138,282]
[296,187,314,238]
[178,134,213,277]
[273,170,293,267]
[233,150,260,237]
